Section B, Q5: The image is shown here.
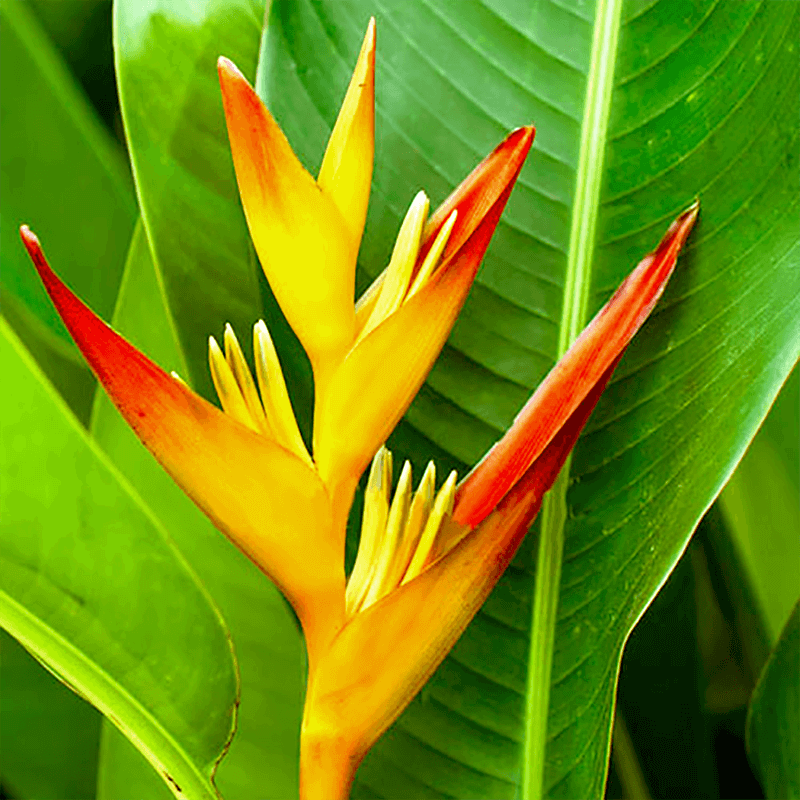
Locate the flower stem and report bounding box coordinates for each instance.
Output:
[299,727,358,800]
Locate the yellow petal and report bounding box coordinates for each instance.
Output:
[317,18,375,248]
[361,460,413,608]
[208,334,260,433]
[391,461,435,585]
[406,209,458,299]
[345,446,391,615]
[253,320,313,467]
[401,468,456,583]
[359,191,429,341]
[314,127,534,490]
[301,488,529,778]
[218,57,356,368]
[223,323,270,434]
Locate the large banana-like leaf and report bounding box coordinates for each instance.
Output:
[0,319,238,800]
[113,0,266,396]
[259,1,800,796]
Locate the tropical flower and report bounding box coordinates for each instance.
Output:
[21,17,698,800]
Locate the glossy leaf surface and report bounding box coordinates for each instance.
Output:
[0,319,237,800]
[260,1,800,796]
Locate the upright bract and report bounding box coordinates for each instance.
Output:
[22,18,698,800]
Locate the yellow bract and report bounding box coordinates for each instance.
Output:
[317,17,375,250]
[345,449,457,616]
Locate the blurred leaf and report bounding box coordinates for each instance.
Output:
[747,600,800,800]
[0,0,135,422]
[613,542,716,799]
[23,0,119,133]
[91,223,304,799]
[0,319,238,800]
[0,629,100,800]
[718,365,800,644]
[260,1,800,796]
[113,0,266,396]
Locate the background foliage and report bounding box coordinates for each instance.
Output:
[1,0,797,798]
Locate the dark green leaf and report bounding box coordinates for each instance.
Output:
[0,629,100,800]
[747,601,800,800]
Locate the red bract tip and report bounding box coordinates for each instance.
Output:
[453,202,700,528]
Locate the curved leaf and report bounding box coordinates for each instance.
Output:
[719,365,800,644]
[261,1,800,796]
[0,319,238,800]
[0,629,101,800]
[746,600,800,800]
[113,0,266,395]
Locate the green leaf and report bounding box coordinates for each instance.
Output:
[91,222,304,799]
[0,629,100,800]
[747,600,800,799]
[260,1,800,796]
[113,0,266,396]
[0,318,238,800]
[718,365,800,644]
[613,542,717,799]
[0,0,135,422]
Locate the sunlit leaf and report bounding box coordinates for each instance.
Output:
[0,319,238,800]
[114,0,266,396]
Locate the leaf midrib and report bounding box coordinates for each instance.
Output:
[521,0,624,796]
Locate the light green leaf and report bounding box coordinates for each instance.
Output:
[91,222,304,800]
[719,365,800,645]
[261,1,800,796]
[0,0,135,421]
[747,600,800,799]
[0,318,238,800]
[113,0,266,396]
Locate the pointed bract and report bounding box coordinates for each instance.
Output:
[317,18,375,249]
[20,227,344,652]
[218,57,357,370]
[454,201,700,527]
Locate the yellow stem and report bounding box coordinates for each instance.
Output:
[299,727,359,800]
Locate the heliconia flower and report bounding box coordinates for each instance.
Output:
[21,15,699,799]
[298,203,699,799]
[218,21,535,533]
